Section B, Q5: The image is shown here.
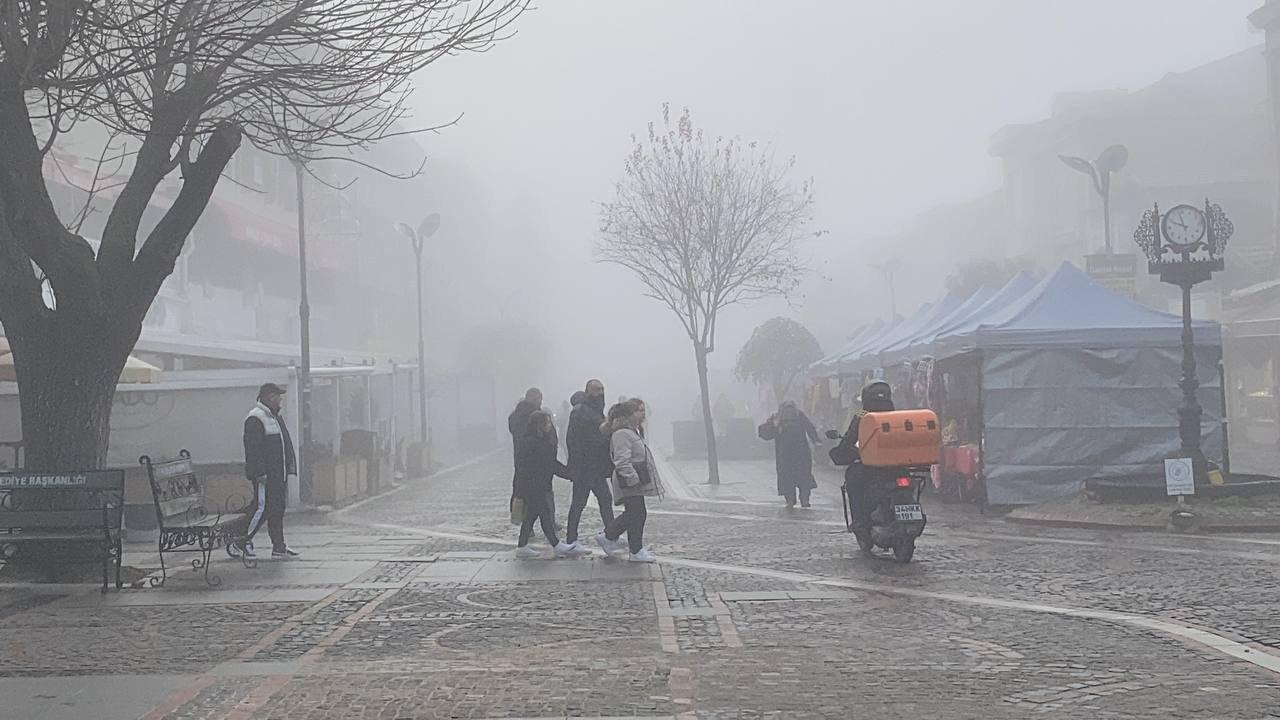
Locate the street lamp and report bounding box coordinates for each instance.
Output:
[395,214,441,474]
[294,160,314,503]
[1133,200,1233,499]
[1060,144,1129,254]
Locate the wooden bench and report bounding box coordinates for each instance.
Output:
[0,469,124,593]
[141,450,255,587]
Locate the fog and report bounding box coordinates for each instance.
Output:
[406,0,1258,421]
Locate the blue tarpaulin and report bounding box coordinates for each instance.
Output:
[939,262,1224,505]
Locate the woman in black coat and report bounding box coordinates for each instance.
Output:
[514,411,578,558]
[758,401,820,508]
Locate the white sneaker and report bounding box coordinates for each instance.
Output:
[555,541,591,558]
[515,545,541,560]
[629,548,657,563]
[594,531,622,556]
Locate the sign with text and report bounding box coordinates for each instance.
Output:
[0,473,89,488]
[1164,457,1195,496]
[1086,253,1138,298]
[1085,253,1137,297]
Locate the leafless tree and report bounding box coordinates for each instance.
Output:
[0,0,528,471]
[599,105,815,484]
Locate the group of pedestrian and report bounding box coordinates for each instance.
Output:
[509,380,661,563]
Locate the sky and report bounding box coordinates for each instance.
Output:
[406,0,1262,416]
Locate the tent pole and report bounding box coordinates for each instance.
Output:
[976,350,987,515]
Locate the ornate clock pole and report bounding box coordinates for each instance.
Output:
[1133,200,1232,479]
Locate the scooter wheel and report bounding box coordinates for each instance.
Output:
[892,537,916,563]
[854,529,873,553]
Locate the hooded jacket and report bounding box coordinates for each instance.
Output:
[566,394,611,482]
[245,402,297,483]
[508,400,541,459]
[514,431,571,500]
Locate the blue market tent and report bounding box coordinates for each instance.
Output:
[812,320,882,372]
[879,285,997,367]
[839,297,959,374]
[921,272,1039,358]
[935,262,1223,505]
[820,315,907,374]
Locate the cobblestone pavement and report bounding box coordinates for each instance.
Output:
[3,452,1280,719]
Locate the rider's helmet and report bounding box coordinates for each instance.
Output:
[860,381,893,412]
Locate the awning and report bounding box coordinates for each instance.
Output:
[0,353,161,384]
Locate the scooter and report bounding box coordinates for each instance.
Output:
[826,429,929,563]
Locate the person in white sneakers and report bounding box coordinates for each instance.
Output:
[514,411,585,559]
[596,401,661,563]
[239,383,300,560]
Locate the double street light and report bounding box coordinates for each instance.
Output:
[1060,144,1129,254]
[395,214,441,473]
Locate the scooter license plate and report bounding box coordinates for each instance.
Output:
[894,504,924,522]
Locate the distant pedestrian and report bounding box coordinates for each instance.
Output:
[239,383,300,559]
[565,380,614,550]
[758,401,819,508]
[597,400,661,563]
[514,411,580,559]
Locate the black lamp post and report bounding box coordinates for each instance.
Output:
[395,214,441,474]
[1133,200,1233,477]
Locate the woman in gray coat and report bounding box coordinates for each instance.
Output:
[595,400,661,562]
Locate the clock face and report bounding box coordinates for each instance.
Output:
[1161,204,1206,249]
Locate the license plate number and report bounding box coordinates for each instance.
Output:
[894,504,924,522]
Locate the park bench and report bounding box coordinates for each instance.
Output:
[0,469,124,593]
[141,450,255,587]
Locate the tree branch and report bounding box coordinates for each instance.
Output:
[131,120,241,316]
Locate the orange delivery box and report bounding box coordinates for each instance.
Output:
[857,409,942,467]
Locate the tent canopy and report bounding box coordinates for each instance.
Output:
[937,262,1220,357]
[840,297,959,373]
[812,320,881,370]
[879,285,997,367]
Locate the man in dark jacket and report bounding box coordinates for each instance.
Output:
[509,388,561,527]
[564,379,615,548]
[240,383,299,559]
[837,381,895,530]
[508,387,544,483]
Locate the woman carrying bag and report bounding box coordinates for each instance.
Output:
[596,400,662,563]
[514,411,584,559]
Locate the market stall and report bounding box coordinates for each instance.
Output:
[931,262,1224,505]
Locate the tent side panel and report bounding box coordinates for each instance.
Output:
[982,346,1223,505]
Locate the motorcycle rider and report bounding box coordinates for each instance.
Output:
[832,380,895,530]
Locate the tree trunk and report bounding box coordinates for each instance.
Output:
[10,319,133,471]
[694,341,720,485]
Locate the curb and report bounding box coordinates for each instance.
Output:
[1005,514,1280,534]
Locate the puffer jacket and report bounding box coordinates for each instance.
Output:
[609,426,662,504]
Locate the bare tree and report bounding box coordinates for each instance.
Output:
[599,105,815,484]
[0,1,527,471]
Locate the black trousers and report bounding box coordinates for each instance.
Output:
[604,496,647,554]
[244,477,286,550]
[518,492,560,548]
[566,477,615,543]
[782,485,812,506]
[845,465,872,528]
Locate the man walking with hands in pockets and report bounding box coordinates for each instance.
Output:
[239,383,300,559]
